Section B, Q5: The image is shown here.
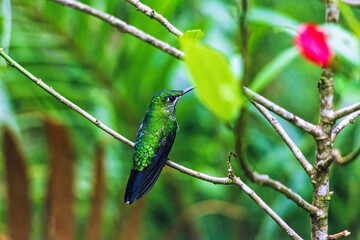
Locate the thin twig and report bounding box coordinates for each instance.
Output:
[332,148,360,165]
[328,230,351,239]
[234,0,318,217]
[233,150,319,215]
[1,48,304,240]
[231,176,303,240]
[48,0,184,59]
[239,0,249,86]
[333,102,360,120]
[227,155,303,240]
[331,110,360,142]
[250,100,314,176]
[166,160,231,185]
[125,0,183,37]
[0,48,135,148]
[243,87,319,136]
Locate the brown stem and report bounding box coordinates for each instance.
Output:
[331,110,360,143]
[48,0,184,59]
[311,1,340,237]
[328,230,351,239]
[311,67,335,239]
[332,148,360,165]
[250,100,314,176]
[333,102,360,120]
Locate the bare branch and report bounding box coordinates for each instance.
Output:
[227,156,303,240]
[231,177,303,239]
[332,148,360,165]
[125,0,183,37]
[1,48,305,240]
[166,160,231,185]
[328,230,351,239]
[234,112,318,215]
[0,48,135,148]
[48,0,184,59]
[331,110,360,142]
[250,100,314,176]
[243,87,319,136]
[333,102,360,120]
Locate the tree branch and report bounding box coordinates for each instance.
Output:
[333,102,360,120]
[332,148,360,165]
[125,0,183,37]
[0,48,304,239]
[234,0,318,218]
[331,110,360,143]
[0,48,134,148]
[250,100,315,176]
[243,87,319,136]
[47,0,184,59]
[310,3,340,236]
[328,230,351,239]
[231,176,303,239]
[166,160,231,185]
[234,109,318,215]
[226,154,303,240]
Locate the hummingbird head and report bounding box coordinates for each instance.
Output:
[149,86,195,114]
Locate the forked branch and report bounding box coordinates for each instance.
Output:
[125,0,183,37]
[250,100,314,176]
[48,0,184,59]
[0,48,302,240]
[234,110,318,215]
[243,87,319,136]
[331,110,360,143]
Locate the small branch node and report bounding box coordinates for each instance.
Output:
[227,152,237,179]
[328,230,351,239]
[49,0,184,59]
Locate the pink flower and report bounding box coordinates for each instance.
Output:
[294,24,333,67]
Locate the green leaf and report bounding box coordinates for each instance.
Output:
[180,29,204,44]
[181,31,241,121]
[249,47,298,92]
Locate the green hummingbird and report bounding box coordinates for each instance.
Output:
[124,86,195,204]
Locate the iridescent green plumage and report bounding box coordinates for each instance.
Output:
[124,87,194,204]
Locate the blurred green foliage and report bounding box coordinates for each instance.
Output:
[181,30,242,121]
[0,0,360,239]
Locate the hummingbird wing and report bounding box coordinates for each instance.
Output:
[137,130,176,198]
[124,126,176,204]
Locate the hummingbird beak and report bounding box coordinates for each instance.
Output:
[181,86,195,96]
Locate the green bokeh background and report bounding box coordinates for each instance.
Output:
[0,0,360,239]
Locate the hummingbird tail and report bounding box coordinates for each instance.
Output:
[124,156,167,204]
[124,170,145,204]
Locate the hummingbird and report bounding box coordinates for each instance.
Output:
[124,86,195,204]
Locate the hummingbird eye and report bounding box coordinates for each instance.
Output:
[167,96,176,102]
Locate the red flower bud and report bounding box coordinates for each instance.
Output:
[294,24,333,67]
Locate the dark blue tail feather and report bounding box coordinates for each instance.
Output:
[124,170,145,204]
